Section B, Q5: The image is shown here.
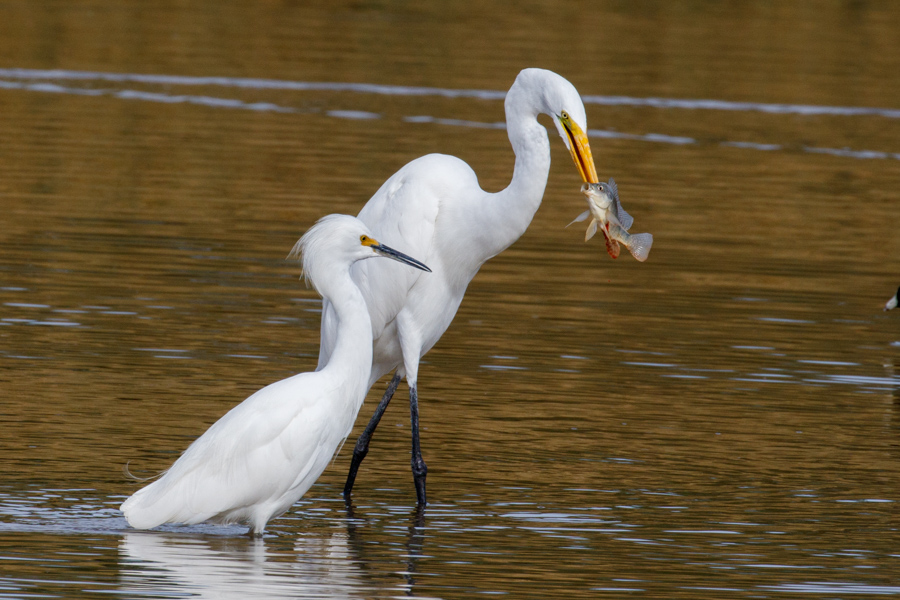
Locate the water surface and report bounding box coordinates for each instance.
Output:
[1,1,899,598]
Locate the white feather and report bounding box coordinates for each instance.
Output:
[121,215,428,535]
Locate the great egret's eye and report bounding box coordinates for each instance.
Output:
[561,110,569,120]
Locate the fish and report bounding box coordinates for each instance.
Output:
[568,178,652,262]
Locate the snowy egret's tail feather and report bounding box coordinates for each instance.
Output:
[625,233,653,262]
[120,483,176,529]
[122,462,165,483]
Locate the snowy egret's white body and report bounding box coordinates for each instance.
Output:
[325,68,601,504]
[120,215,430,536]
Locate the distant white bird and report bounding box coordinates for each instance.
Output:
[325,68,601,504]
[120,214,430,536]
[886,286,899,311]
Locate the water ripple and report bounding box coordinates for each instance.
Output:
[3,68,899,119]
[0,69,898,163]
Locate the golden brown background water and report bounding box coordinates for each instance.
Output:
[1,1,899,598]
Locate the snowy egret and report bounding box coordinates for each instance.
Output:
[886,286,899,311]
[120,214,430,536]
[324,68,601,505]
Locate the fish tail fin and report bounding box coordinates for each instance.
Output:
[626,233,653,262]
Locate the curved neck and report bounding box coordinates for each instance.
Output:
[477,98,552,259]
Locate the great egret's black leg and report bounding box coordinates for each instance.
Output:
[409,385,428,505]
[343,372,402,499]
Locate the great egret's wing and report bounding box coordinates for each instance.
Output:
[352,155,447,335]
[316,158,441,369]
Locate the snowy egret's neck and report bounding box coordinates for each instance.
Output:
[315,266,374,394]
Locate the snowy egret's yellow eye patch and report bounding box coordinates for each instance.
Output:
[360,235,379,247]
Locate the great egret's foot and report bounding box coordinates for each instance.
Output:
[343,373,401,498]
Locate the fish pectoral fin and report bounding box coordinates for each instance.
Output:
[567,210,590,228]
[585,219,599,241]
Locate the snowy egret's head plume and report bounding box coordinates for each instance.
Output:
[507,68,598,184]
[289,214,430,295]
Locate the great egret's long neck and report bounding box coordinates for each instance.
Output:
[480,90,552,258]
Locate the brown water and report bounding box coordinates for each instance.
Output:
[2,1,900,598]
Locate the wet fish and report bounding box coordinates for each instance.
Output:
[568,179,652,262]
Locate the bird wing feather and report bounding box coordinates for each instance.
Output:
[320,156,444,364]
[121,373,345,528]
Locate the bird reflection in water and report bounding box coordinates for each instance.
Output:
[118,504,429,599]
[343,502,427,596]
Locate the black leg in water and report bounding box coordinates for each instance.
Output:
[343,372,402,499]
[409,385,428,505]
[404,505,426,591]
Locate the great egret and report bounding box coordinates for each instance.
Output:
[323,68,601,505]
[886,286,899,311]
[120,214,430,536]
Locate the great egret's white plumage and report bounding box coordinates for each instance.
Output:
[326,68,601,504]
[120,214,430,536]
